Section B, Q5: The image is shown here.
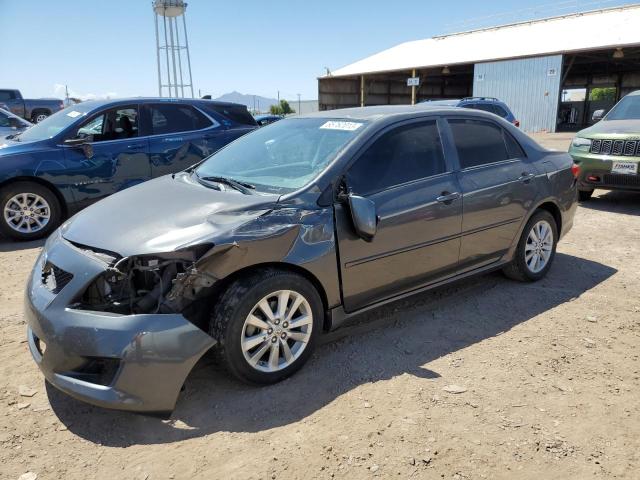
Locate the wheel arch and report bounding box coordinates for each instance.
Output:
[0,176,69,218]
[210,261,332,331]
[535,200,562,237]
[31,108,52,116]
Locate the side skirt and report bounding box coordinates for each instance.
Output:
[327,259,510,331]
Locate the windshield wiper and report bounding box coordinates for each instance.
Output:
[196,174,256,194]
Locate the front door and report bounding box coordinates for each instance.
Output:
[445,117,538,271]
[142,103,218,177]
[336,119,463,312]
[63,105,150,207]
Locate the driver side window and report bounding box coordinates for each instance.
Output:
[75,106,139,142]
[346,120,446,196]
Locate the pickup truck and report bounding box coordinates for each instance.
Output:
[0,89,64,123]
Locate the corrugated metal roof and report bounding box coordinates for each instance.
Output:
[328,5,640,78]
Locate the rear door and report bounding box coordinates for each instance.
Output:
[445,117,538,271]
[63,104,150,206]
[142,103,219,177]
[335,118,462,312]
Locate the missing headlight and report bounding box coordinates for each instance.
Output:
[74,245,216,315]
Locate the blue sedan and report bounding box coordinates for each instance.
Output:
[0,98,257,240]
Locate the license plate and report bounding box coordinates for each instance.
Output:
[611,161,638,175]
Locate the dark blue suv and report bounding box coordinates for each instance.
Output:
[421,97,520,128]
[0,98,257,240]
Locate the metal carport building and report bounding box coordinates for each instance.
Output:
[318,4,640,132]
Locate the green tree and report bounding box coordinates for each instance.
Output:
[270,99,295,115]
[589,87,616,102]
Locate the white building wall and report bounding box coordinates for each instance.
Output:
[473,55,563,132]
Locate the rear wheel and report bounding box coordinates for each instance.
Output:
[503,210,558,282]
[210,269,323,384]
[578,189,594,201]
[32,111,50,123]
[0,182,62,241]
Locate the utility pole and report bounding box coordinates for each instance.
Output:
[297,93,301,115]
[277,90,280,104]
[65,85,69,105]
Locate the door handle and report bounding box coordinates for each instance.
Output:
[436,191,461,204]
[127,144,145,150]
[518,172,535,183]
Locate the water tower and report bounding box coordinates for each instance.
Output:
[153,0,194,98]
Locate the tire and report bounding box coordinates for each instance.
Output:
[210,268,323,385]
[0,182,62,241]
[32,111,50,123]
[503,210,558,282]
[578,189,594,201]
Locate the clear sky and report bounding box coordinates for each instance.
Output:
[0,0,637,101]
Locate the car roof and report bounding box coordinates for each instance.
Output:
[69,97,247,110]
[299,104,467,122]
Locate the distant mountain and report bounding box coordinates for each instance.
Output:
[214,91,278,112]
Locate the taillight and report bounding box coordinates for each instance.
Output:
[571,164,580,178]
[513,120,520,128]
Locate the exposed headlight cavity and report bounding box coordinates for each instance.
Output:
[74,244,216,315]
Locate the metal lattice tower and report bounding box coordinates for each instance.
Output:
[153,0,194,98]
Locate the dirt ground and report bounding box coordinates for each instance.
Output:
[1,133,639,480]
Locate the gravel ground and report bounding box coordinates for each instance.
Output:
[1,134,639,480]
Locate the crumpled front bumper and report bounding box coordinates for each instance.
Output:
[24,231,216,414]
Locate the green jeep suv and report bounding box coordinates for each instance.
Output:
[569,90,640,200]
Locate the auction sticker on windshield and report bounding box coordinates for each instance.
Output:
[320,121,363,131]
[612,161,638,175]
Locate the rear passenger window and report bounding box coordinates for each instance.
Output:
[448,119,512,169]
[347,121,446,196]
[148,104,212,135]
[210,105,257,126]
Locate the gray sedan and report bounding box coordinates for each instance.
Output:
[25,105,578,414]
[0,107,31,137]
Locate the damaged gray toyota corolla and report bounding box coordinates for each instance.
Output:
[25,105,577,413]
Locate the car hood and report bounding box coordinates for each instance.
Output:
[0,137,50,155]
[61,173,280,257]
[578,120,640,137]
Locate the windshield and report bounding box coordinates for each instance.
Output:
[15,107,88,142]
[195,117,367,194]
[605,94,640,121]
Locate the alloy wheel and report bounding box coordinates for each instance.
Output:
[3,193,51,234]
[525,220,554,273]
[241,290,313,373]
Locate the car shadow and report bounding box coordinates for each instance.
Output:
[0,237,45,252]
[579,190,640,216]
[46,252,616,446]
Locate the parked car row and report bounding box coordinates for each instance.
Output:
[0,98,257,240]
[23,103,578,413]
[0,89,64,123]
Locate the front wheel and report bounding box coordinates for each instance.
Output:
[503,210,558,282]
[0,182,62,241]
[210,269,323,385]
